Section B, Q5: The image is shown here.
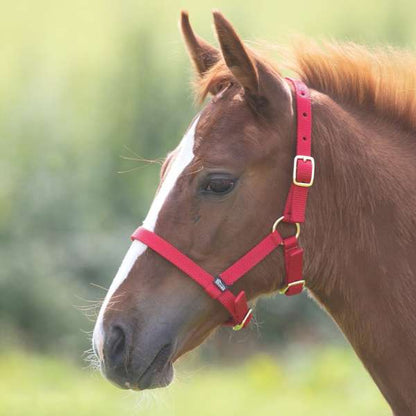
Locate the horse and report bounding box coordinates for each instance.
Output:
[92,11,416,415]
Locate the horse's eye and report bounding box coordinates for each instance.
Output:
[202,175,236,195]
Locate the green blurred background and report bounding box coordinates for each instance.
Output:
[3,0,414,414]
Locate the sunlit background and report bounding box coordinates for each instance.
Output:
[3,0,414,414]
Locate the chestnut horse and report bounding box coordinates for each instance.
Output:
[93,11,416,415]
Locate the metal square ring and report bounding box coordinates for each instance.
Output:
[293,155,315,187]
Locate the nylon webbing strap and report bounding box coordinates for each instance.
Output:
[283,77,314,224]
[131,227,283,328]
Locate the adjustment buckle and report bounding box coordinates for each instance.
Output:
[279,280,305,295]
[293,155,315,187]
[232,308,253,331]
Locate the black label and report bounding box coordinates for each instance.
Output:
[214,276,228,292]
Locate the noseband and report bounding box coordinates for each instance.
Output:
[131,78,314,330]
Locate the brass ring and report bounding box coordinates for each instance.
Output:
[232,308,253,331]
[272,216,301,240]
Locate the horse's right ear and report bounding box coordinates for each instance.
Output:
[180,11,220,77]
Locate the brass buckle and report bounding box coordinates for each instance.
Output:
[279,280,306,295]
[232,308,253,331]
[293,155,315,187]
[272,216,300,240]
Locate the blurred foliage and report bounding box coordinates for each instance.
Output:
[0,348,389,414]
[0,0,415,393]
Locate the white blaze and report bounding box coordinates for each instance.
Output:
[93,115,200,359]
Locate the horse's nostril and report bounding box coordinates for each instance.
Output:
[110,326,126,358]
[104,325,128,369]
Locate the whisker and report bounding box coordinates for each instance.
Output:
[121,146,164,165]
[89,282,109,292]
[74,295,105,305]
[82,334,101,370]
[117,166,149,174]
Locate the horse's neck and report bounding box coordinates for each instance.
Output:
[304,92,416,415]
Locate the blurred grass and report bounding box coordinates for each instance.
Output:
[0,348,389,415]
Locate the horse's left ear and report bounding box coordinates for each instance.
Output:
[213,11,259,96]
[213,11,288,112]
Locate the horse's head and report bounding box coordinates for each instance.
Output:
[93,11,298,390]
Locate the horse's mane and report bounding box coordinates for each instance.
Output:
[196,40,416,131]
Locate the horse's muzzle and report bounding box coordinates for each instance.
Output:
[99,323,175,390]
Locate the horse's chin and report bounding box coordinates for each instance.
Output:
[104,362,174,391]
[102,343,176,391]
[135,361,175,390]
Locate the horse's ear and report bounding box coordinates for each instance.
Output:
[213,11,259,96]
[180,11,220,76]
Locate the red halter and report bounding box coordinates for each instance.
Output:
[131,78,314,330]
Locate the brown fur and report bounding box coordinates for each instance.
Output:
[96,11,416,415]
[197,39,416,132]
